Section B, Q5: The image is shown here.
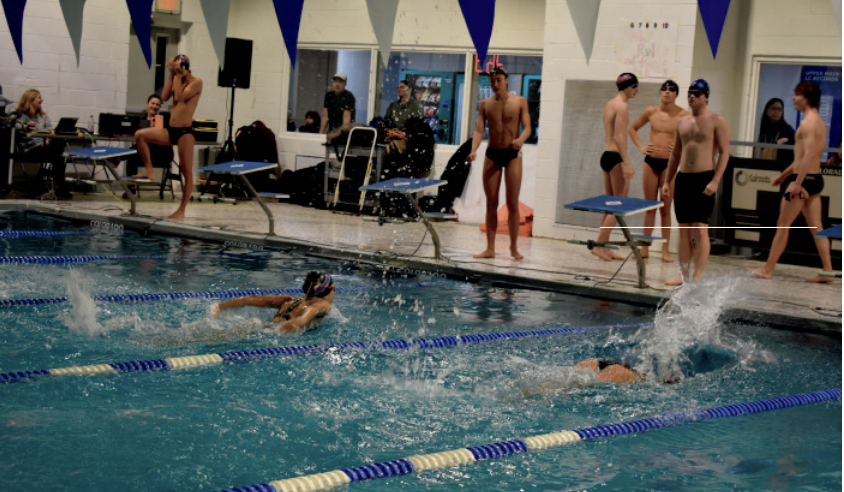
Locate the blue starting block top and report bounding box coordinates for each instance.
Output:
[565,195,663,216]
[199,161,278,175]
[360,178,446,194]
[816,224,842,239]
[63,146,137,161]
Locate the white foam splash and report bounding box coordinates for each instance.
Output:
[631,274,749,382]
[63,268,107,336]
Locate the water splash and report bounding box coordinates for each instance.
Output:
[63,268,106,336]
[630,274,750,382]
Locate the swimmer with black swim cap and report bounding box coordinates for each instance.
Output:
[210,271,336,334]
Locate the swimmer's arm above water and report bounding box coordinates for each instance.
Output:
[211,295,294,319]
[278,302,331,334]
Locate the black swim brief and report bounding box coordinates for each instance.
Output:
[167,126,193,145]
[600,151,623,172]
[673,170,715,224]
[781,173,824,197]
[644,155,669,175]
[485,147,520,168]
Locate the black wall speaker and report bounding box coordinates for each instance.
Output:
[217,37,253,89]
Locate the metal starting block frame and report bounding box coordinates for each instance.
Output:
[360,178,448,260]
[63,147,140,215]
[565,195,666,288]
[195,161,289,234]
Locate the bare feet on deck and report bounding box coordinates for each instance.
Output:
[591,248,612,261]
[746,266,773,279]
[662,250,674,263]
[132,172,155,180]
[510,247,524,260]
[168,210,186,219]
[473,249,496,259]
[641,246,649,259]
[665,275,683,286]
[806,275,834,284]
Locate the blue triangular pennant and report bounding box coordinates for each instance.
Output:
[271,0,305,68]
[457,0,496,65]
[1,0,27,63]
[698,0,731,59]
[126,0,154,68]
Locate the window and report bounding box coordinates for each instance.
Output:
[287,49,371,133]
[756,63,841,161]
[466,54,543,144]
[374,52,466,145]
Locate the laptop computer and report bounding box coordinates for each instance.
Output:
[53,117,78,134]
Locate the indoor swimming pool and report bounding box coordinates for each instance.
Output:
[0,211,840,492]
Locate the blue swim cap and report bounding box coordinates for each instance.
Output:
[688,79,710,97]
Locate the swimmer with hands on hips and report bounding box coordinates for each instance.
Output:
[210,271,335,334]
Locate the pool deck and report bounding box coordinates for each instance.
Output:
[4,194,841,334]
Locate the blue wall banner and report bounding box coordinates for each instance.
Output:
[1,0,26,63]
[566,0,601,64]
[457,0,496,66]
[199,0,231,69]
[271,0,305,68]
[126,0,154,68]
[59,0,86,66]
[698,0,731,59]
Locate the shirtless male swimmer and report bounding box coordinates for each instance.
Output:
[593,73,639,261]
[662,80,730,286]
[629,80,688,262]
[748,81,834,283]
[467,67,532,260]
[133,55,203,219]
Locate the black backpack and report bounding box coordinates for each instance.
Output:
[235,121,278,163]
[418,138,473,213]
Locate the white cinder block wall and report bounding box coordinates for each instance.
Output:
[533,0,700,240]
[0,0,130,121]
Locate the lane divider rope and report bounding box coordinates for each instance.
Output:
[0,254,238,265]
[0,230,92,237]
[0,322,650,383]
[0,282,439,307]
[217,388,841,492]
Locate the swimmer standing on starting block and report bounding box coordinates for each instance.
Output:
[210,271,335,334]
[468,66,532,260]
[593,73,639,261]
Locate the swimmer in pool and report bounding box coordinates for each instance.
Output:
[210,271,335,334]
[520,358,648,398]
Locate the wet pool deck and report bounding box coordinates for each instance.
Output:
[4,194,841,334]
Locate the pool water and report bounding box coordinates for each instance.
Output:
[0,211,840,492]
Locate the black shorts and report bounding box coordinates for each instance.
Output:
[600,151,622,172]
[781,173,824,197]
[673,170,715,224]
[167,126,193,145]
[644,156,668,175]
[485,148,520,168]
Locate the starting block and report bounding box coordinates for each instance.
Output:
[63,147,140,215]
[360,178,448,260]
[195,161,290,234]
[565,195,666,288]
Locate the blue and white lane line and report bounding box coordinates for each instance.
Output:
[0,322,650,383]
[0,282,440,307]
[216,388,841,492]
[0,230,91,237]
